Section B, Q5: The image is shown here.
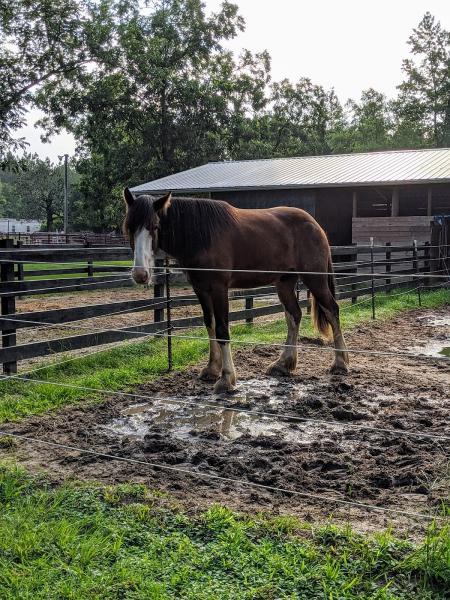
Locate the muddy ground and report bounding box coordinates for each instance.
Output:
[1,306,449,535]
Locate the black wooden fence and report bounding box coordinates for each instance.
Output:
[0,239,447,374]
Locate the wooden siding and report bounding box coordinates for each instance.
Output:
[315,189,353,245]
[210,189,316,214]
[352,216,432,245]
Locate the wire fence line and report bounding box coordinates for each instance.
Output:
[1,373,448,443]
[1,312,449,363]
[0,243,447,257]
[0,244,447,374]
[0,428,445,522]
[0,252,442,272]
[1,261,448,281]
[162,267,449,280]
[4,281,442,381]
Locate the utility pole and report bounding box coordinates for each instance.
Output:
[58,153,69,234]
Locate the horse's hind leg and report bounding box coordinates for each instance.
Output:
[302,275,349,374]
[195,288,222,381]
[320,300,349,375]
[267,277,301,376]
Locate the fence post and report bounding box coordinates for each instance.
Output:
[85,241,94,277]
[385,242,391,294]
[165,256,173,371]
[16,241,24,284]
[153,257,165,323]
[351,243,357,304]
[370,237,375,319]
[413,239,421,306]
[306,289,311,314]
[16,241,25,301]
[245,295,254,324]
[0,239,17,374]
[424,241,431,289]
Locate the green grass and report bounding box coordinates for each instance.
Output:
[0,464,447,599]
[23,260,132,280]
[0,288,447,424]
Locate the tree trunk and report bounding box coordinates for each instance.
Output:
[160,84,170,164]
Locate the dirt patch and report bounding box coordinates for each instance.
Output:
[2,306,449,535]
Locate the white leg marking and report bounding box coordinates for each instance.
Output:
[213,343,236,393]
[207,320,222,370]
[199,319,222,381]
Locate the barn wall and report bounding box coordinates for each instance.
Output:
[211,188,356,245]
[352,216,432,245]
[314,188,353,245]
[210,189,316,215]
[210,183,449,247]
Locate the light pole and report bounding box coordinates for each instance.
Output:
[58,154,69,235]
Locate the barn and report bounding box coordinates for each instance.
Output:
[131,148,450,247]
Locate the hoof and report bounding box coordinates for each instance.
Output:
[213,376,236,395]
[330,362,349,375]
[199,366,221,382]
[266,361,295,377]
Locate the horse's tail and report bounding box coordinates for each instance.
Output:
[310,254,335,341]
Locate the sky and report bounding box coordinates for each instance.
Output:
[19,0,450,162]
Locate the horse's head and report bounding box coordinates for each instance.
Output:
[123,188,172,285]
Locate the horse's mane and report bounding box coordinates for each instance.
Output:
[128,195,238,258]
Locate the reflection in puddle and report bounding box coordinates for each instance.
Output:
[103,377,320,444]
[113,402,298,441]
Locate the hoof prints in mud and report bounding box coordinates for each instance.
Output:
[102,374,449,512]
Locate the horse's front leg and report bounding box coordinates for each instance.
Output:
[194,288,222,381]
[211,286,236,394]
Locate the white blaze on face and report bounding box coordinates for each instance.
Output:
[131,228,154,284]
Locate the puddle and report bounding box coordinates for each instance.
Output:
[103,378,325,444]
[103,399,327,444]
[410,313,450,358]
[417,314,450,328]
[409,340,450,359]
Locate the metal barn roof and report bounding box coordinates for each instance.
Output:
[131,148,450,194]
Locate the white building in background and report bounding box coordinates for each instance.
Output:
[0,218,41,235]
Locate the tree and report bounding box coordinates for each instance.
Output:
[396,12,449,146]
[15,156,65,230]
[327,89,393,153]
[0,0,120,165]
[0,154,80,231]
[36,0,259,229]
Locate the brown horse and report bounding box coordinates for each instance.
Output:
[123,188,349,393]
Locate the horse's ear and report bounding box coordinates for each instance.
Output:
[123,187,134,207]
[153,192,172,216]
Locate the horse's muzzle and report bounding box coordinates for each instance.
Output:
[131,267,150,285]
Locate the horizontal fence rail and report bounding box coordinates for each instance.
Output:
[0,238,448,373]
